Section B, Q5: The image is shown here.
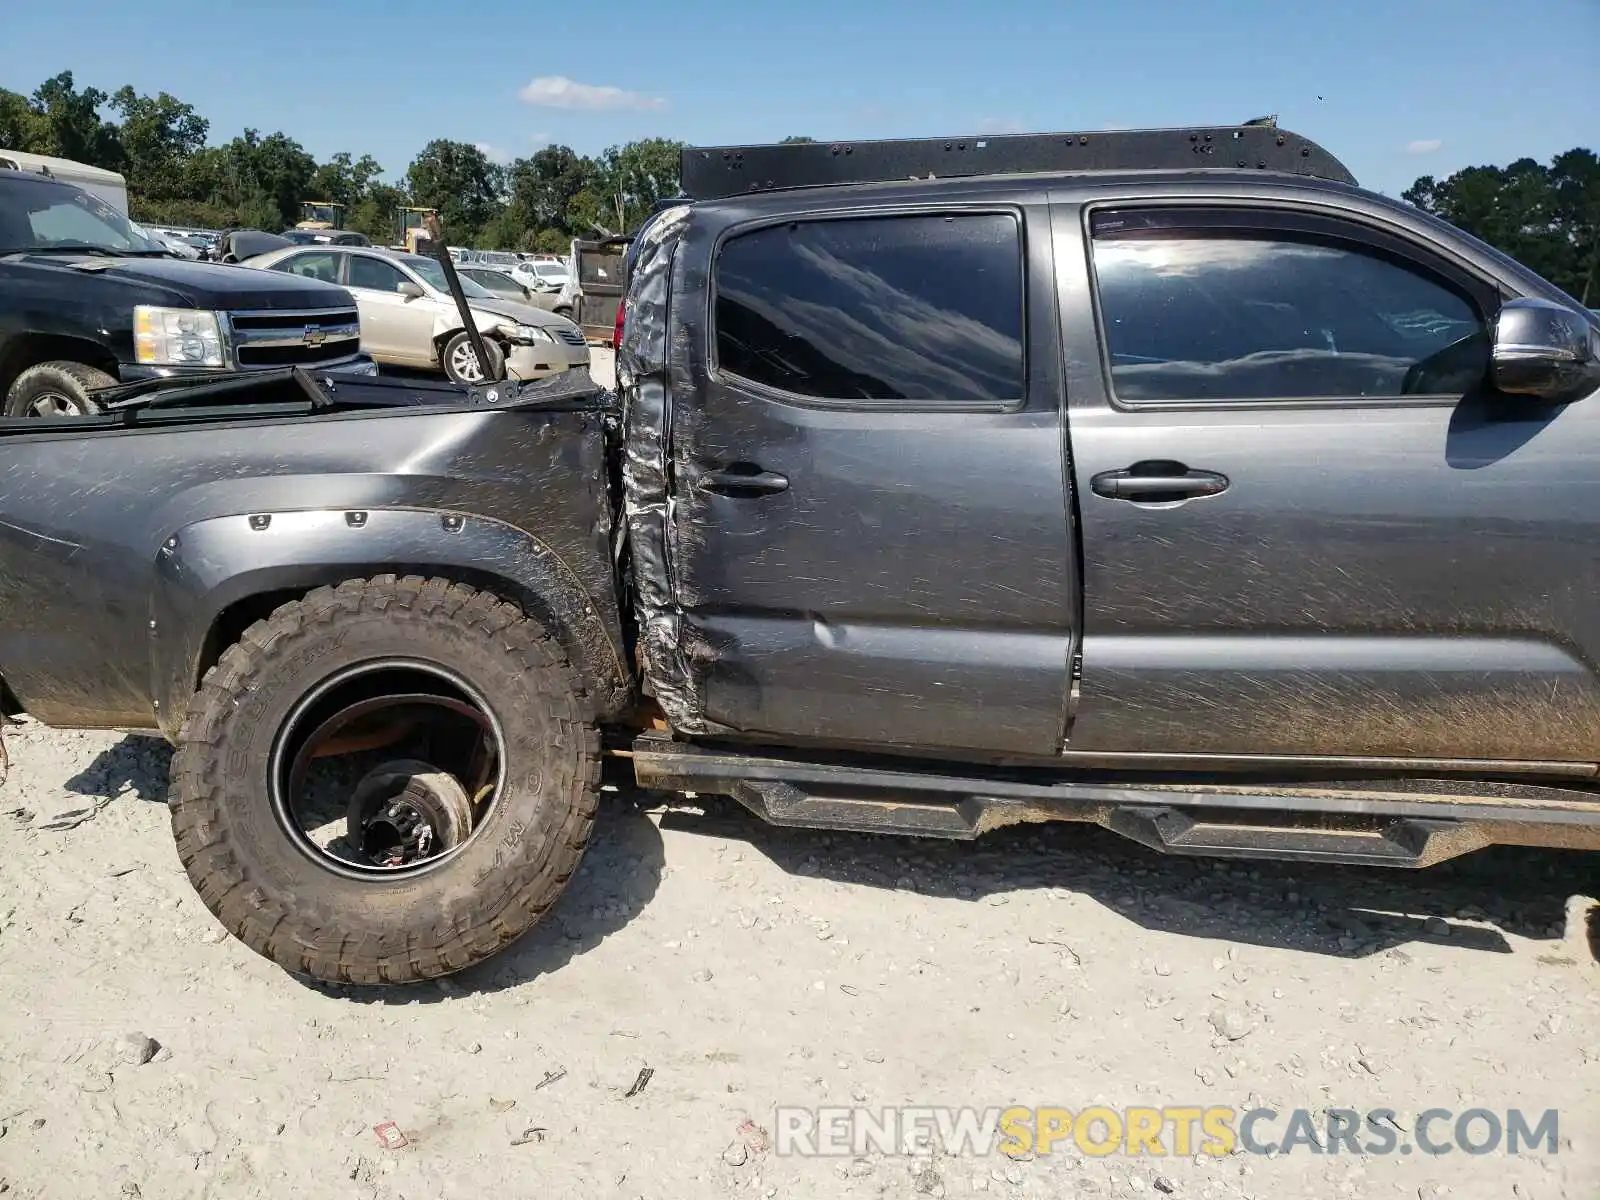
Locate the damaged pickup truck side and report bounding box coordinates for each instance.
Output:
[2,125,1600,986]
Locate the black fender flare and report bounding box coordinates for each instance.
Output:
[148,506,632,739]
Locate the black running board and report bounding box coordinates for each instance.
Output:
[630,734,1600,868]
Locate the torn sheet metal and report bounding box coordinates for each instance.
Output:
[617,204,730,735]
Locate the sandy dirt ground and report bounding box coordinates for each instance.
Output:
[1,348,1597,1198]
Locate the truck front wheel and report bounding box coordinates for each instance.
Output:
[169,576,600,984]
[4,361,115,417]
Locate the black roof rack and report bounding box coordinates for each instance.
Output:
[680,122,1356,201]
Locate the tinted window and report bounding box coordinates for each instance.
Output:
[347,255,407,292]
[465,270,520,297]
[715,213,1024,405]
[1091,216,1488,403]
[273,251,340,283]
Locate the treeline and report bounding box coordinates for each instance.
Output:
[0,71,711,251]
[1,71,1595,297]
[1404,149,1599,305]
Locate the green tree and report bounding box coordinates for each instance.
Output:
[593,137,683,232]
[476,206,531,251]
[563,185,614,238]
[1548,148,1600,305]
[110,87,208,205]
[504,145,594,237]
[27,72,122,168]
[407,139,504,242]
[1405,148,1598,303]
[779,135,816,144]
[0,88,46,150]
[349,182,411,244]
[531,227,571,254]
[308,151,384,208]
[211,129,317,228]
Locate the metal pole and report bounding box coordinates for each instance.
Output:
[422,212,502,384]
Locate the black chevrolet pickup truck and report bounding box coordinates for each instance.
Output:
[1,125,1598,986]
[0,166,373,417]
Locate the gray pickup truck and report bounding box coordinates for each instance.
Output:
[1,124,1598,987]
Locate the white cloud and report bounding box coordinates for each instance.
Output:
[529,131,551,148]
[475,142,513,165]
[1405,138,1443,155]
[519,76,665,111]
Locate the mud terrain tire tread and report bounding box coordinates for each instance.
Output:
[169,575,600,985]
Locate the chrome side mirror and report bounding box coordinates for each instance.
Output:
[396,281,425,300]
[1492,298,1600,401]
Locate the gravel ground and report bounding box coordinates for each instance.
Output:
[2,347,1597,1198]
[1,723,1596,1200]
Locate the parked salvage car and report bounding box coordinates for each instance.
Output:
[458,264,547,307]
[509,257,570,293]
[0,170,373,416]
[0,125,1597,987]
[129,222,201,259]
[242,244,589,383]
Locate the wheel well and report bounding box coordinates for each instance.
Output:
[195,588,306,687]
[436,328,507,354]
[0,335,120,399]
[194,572,628,718]
[0,673,22,719]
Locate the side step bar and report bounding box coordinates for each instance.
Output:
[631,734,1600,868]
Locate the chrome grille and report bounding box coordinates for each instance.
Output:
[225,307,362,368]
[554,327,587,347]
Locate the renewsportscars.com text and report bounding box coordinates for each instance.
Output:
[773,1105,1561,1159]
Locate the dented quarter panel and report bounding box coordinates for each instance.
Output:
[0,406,628,731]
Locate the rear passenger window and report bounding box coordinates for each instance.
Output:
[1091,212,1488,403]
[274,252,340,284]
[347,255,407,293]
[714,213,1024,405]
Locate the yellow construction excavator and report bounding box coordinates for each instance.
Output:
[393,206,439,254]
[295,201,346,231]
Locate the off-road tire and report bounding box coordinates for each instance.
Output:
[4,361,115,417]
[441,330,505,385]
[168,576,601,984]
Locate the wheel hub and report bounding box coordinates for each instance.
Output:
[346,759,475,869]
[450,343,484,381]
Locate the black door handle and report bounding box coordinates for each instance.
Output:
[1090,463,1229,502]
[701,465,790,496]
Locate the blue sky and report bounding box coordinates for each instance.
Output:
[5,0,1596,197]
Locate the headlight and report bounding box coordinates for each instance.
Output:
[134,306,224,367]
[496,322,554,345]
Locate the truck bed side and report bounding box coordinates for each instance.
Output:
[0,406,629,734]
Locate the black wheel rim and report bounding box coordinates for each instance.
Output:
[268,659,508,881]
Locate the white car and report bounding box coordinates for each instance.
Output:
[510,258,570,292]
[241,244,590,384]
